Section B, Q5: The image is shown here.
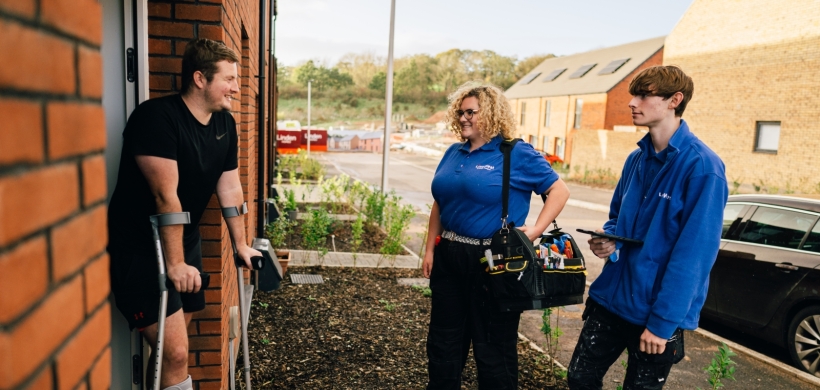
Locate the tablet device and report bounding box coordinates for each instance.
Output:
[576,229,644,245]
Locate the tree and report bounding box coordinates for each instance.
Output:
[337,52,384,89]
[369,71,387,92]
[294,60,353,91]
[515,54,555,79]
[394,54,438,100]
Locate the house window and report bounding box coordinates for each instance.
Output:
[543,136,549,152]
[529,135,537,145]
[554,137,565,160]
[544,100,551,127]
[520,102,527,126]
[755,121,780,153]
[573,99,583,129]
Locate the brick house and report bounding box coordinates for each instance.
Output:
[664,0,820,192]
[505,37,664,164]
[360,132,384,153]
[0,0,278,389]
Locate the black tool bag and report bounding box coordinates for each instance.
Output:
[483,139,586,312]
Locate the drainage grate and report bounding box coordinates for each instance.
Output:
[290,274,324,284]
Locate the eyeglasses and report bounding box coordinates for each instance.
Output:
[456,109,479,120]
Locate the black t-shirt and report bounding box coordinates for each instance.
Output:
[107,94,238,256]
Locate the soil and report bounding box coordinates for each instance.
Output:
[283,220,409,255]
[243,266,570,389]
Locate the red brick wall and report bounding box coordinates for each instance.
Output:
[604,48,665,130]
[146,1,268,388]
[0,0,111,389]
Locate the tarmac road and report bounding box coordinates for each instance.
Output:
[314,150,819,389]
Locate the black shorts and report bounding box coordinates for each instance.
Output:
[109,239,205,330]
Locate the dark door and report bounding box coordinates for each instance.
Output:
[714,206,816,328]
[704,203,750,314]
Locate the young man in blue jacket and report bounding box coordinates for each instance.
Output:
[567,66,728,390]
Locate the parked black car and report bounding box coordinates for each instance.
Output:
[702,194,820,376]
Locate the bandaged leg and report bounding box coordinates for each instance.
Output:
[162,375,192,390]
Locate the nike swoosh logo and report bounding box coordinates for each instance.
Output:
[216,133,227,140]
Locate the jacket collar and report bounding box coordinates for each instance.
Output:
[637,119,695,160]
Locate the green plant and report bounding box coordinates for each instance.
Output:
[380,193,415,264]
[364,188,388,226]
[301,208,334,262]
[730,177,742,195]
[417,203,433,269]
[616,360,627,390]
[259,302,269,309]
[540,307,564,382]
[411,284,432,297]
[307,295,317,301]
[280,187,298,211]
[265,217,296,250]
[261,338,270,345]
[350,213,364,263]
[347,180,371,211]
[378,299,395,312]
[298,149,326,180]
[753,179,765,193]
[320,174,351,214]
[698,342,737,390]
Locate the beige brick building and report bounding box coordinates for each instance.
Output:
[664,0,820,193]
[505,37,664,164]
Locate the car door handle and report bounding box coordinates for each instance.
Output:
[775,263,799,271]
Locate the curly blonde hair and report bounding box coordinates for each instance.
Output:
[445,81,516,142]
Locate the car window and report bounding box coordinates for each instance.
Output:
[800,221,820,253]
[737,206,815,249]
[722,204,747,238]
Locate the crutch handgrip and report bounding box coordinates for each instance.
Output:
[235,255,265,270]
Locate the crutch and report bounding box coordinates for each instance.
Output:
[222,202,264,390]
[149,212,191,390]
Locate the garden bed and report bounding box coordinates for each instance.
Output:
[280,220,409,255]
[243,266,569,389]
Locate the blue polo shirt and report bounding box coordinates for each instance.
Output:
[431,136,558,239]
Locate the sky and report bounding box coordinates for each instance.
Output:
[274,0,695,67]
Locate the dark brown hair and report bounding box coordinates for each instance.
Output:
[628,65,694,117]
[180,39,240,95]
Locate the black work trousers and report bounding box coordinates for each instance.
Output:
[426,237,521,390]
[567,298,685,390]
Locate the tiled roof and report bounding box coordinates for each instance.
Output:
[505,36,665,99]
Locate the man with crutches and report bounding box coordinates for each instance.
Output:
[108,38,262,390]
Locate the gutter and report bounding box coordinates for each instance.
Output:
[256,0,268,238]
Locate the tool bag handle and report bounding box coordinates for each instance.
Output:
[500,139,561,232]
[499,139,520,228]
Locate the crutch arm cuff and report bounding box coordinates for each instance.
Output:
[221,202,248,218]
[149,212,191,227]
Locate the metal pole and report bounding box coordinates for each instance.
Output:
[307,80,311,156]
[380,0,396,193]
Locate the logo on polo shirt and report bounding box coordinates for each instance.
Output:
[475,165,495,171]
[658,192,672,200]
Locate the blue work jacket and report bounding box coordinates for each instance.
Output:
[589,120,728,339]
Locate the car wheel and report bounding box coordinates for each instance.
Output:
[788,306,820,376]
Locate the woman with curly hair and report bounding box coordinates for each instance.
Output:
[422,82,570,389]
